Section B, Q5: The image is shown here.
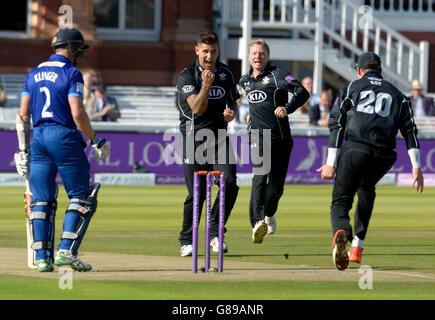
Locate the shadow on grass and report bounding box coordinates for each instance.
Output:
[370,266,432,271]
[92,266,430,273]
[365,253,435,256]
[367,244,435,247]
[93,267,335,273]
[227,253,329,258]
[225,253,435,259]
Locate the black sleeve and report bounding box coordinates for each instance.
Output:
[176,70,199,103]
[226,74,240,110]
[399,96,420,149]
[282,74,309,114]
[227,90,239,116]
[328,85,351,148]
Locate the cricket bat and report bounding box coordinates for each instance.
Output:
[16,113,36,269]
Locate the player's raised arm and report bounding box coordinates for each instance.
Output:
[186,70,214,116]
[183,35,219,117]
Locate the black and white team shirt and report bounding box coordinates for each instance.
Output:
[329,71,420,151]
[239,63,309,140]
[176,59,240,135]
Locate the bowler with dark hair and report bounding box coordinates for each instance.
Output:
[176,32,240,257]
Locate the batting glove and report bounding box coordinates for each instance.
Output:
[90,136,110,162]
[14,150,30,176]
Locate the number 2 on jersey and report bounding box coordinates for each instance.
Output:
[356,90,392,117]
[40,87,53,118]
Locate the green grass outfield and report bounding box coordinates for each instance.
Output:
[1,185,435,300]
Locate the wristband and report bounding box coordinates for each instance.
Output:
[90,136,98,145]
[408,148,421,168]
[326,148,339,167]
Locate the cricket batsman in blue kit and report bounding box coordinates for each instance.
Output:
[14,28,110,272]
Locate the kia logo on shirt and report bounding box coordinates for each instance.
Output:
[209,86,225,99]
[247,90,267,103]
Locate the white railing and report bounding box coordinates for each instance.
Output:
[217,0,435,25]
[362,0,435,15]
[321,0,429,90]
[218,0,429,92]
[220,0,317,27]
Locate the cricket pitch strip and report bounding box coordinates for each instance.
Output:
[1,247,434,283]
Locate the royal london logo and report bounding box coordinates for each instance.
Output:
[247,90,267,103]
[209,86,226,99]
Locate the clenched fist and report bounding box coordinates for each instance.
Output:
[223,108,235,122]
[274,106,288,118]
[201,70,215,87]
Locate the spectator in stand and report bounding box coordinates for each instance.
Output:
[85,83,121,122]
[0,85,7,107]
[309,90,331,127]
[409,79,435,117]
[299,76,319,114]
[326,88,336,106]
[237,84,250,123]
[82,72,94,107]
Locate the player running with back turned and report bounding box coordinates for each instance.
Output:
[317,52,424,271]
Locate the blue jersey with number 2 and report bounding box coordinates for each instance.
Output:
[22,54,84,128]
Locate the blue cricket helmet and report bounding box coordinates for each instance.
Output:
[51,28,89,50]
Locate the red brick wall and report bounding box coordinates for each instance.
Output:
[0,0,213,86]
